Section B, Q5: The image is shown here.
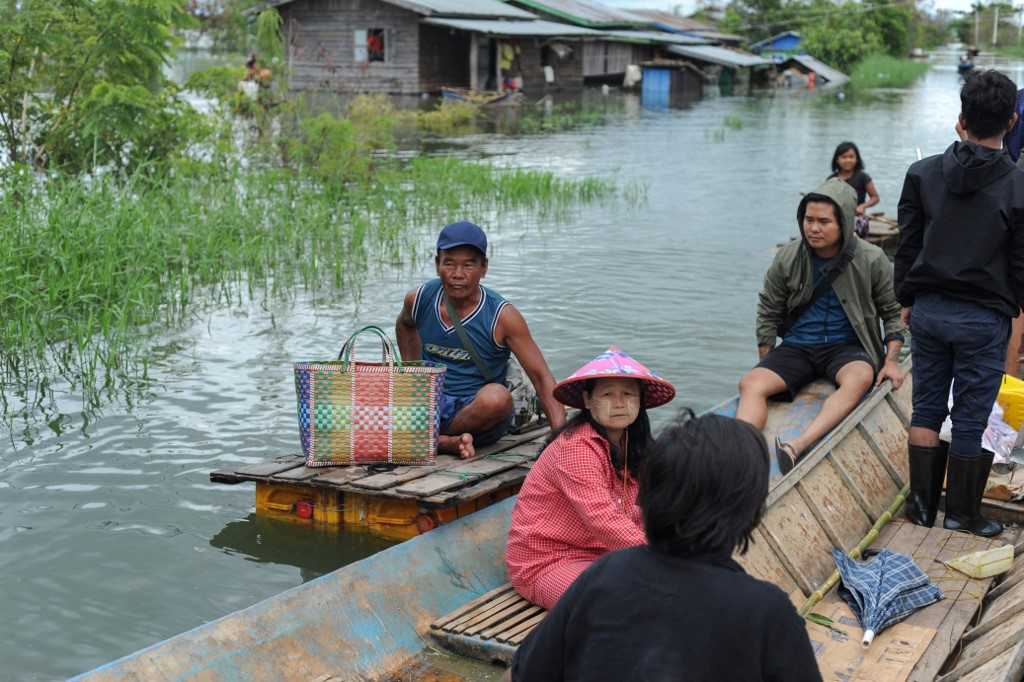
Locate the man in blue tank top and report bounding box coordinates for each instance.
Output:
[397,222,565,458]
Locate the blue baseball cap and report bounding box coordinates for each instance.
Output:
[437,221,487,256]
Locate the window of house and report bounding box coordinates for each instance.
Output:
[354,29,387,63]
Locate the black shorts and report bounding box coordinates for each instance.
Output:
[758,342,874,401]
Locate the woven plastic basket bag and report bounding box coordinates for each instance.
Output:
[294,325,446,467]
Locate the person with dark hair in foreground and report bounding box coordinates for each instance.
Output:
[737,178,905,474]
[896,69,1024,538]
[508,413,822,682]
[505,347,675,610]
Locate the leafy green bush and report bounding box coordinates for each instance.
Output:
[46,83,210,173]
[417,102,480,134]
[0,0,196,172]
[287,112,370,186]
[185,65,248,101]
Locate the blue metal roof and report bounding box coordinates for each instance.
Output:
[750,31,801,51]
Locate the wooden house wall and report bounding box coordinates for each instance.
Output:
[281,0,421,94]
[582,41,655,77]
[419,24,471,92]
[516,39,584,91]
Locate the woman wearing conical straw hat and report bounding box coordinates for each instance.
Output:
[505,346,675,609]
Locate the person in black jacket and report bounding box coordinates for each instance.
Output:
[507,413,822,682]
[895,70,1024,538]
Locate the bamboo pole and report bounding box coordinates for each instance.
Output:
[798,483,910,617]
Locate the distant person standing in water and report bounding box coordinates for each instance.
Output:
[829,141,879,237]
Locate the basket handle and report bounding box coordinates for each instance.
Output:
[338,325,402,369]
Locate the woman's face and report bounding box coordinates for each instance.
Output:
[583,378,641,432]
[837,149,858,172]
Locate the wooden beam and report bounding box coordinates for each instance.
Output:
[469,32,479,91]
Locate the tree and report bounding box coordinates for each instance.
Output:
[721,0,803,43]
[0,0,200,173]
[800,0,915,70]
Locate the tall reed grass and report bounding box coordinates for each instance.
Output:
[0,155,617,425]
[849,55,929,90]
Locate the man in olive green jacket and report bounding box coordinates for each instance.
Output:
[738,179,906,473]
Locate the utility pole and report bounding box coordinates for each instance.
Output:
[1018,6,1022,45]
[976,5,981,47]
[994,4,1000,46]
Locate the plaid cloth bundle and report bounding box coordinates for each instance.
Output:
[294,325,446,467]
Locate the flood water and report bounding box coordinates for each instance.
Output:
[4,52,1024,679]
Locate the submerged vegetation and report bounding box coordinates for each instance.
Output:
[848,55,929,91]
[0,150,620,430]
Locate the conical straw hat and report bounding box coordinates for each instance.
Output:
[553,346,676,410]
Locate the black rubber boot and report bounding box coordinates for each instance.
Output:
[943,451,1003,537]
[904,443,948,527]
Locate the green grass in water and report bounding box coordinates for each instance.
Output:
[849,55,929,90]
[0,157,617,421]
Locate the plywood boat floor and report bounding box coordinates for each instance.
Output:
[937,533,1024,682]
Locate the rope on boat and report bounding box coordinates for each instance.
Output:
[798,483,910,617]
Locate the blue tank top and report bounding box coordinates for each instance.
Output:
[413,278,511,398]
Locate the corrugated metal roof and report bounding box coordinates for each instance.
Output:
[508,0,652,27]
[629,11,745,43]
[392,0,536,18]
[631,10,713,32]
[422,17,601,36]
[667,44,770,68]
[604,30,712,45]
[687,30,745,44]
[258,0,535,19]
[750,31,801,50]
[785,55,849,86]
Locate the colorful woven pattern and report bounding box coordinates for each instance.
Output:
[294,326,445,466]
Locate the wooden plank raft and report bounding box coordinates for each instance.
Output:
[429,363,1024,679]
[210,424,546,502]
[208,424,549,538]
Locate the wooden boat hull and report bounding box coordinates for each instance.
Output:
[76,365,1024,681]
[74,499,514,681]
[441,87,518,106]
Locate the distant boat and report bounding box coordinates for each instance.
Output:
[441,87,521,106]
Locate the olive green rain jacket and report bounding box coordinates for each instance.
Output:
[755,178,905,368]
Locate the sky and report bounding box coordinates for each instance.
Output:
[608,0,978,17]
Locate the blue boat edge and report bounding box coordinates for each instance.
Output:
[73,499,515,682]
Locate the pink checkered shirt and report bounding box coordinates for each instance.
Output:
[506,421,646,590]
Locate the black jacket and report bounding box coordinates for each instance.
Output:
[511,547,821,682]
[894,141,1024,318]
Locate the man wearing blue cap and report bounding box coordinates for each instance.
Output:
[397,221,565,458]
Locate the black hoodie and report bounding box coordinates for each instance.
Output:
[894,140,1024,318]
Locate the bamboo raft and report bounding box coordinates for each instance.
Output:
[77,362,1024,681]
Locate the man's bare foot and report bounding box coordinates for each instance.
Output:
[439,433,475,459]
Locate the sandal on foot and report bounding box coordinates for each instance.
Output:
[774,436,800,475]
